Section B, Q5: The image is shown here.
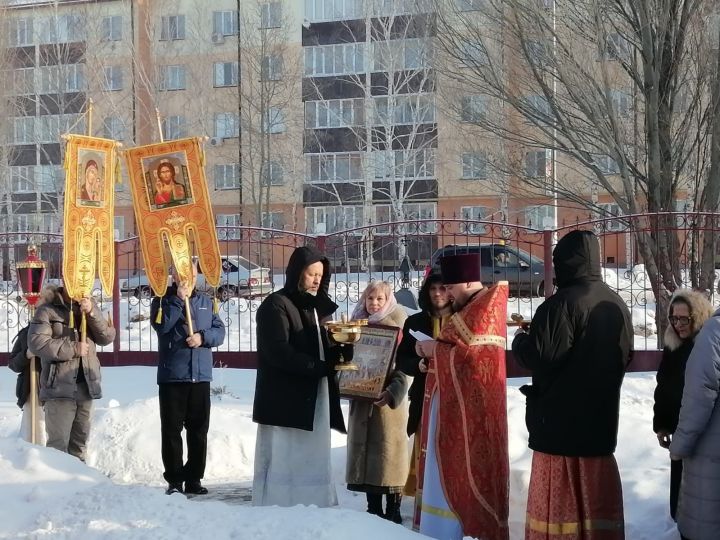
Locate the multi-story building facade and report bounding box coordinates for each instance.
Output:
[2,0,714,274]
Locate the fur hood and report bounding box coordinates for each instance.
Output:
[664,289,715,351]
[38,284,65,305]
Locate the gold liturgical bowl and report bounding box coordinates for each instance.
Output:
[325,318,367,371]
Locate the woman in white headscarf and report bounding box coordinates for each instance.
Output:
[346,281,409,524]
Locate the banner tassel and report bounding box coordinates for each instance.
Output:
[155,297,163,324]
[69,306,74,329]
[213,296,219,314]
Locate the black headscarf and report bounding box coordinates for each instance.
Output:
[418,272,444,312]
[283,246,338,318]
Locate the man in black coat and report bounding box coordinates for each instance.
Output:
[252,245,346,508]
[395,272,452,518]
[512,229,632,539]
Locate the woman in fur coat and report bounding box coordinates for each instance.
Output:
[346,281,409,524]
[653,289,714,521]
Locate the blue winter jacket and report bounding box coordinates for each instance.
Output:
[150,285,225,384]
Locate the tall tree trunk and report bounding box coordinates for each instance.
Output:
[699,37,720,293]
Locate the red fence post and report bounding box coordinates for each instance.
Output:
[316,234,327,253]
[544,230,554,299]
[112,240,121,366]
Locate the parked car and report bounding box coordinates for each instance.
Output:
[119,256,273,300]
[426,243,553,297]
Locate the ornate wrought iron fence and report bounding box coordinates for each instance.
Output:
[1,212,718,373]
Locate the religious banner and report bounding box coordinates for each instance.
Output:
[62,135,119,299]
[124,137,221,297]
[338,325,401,400]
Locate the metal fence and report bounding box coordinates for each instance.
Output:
[1,212,718,373]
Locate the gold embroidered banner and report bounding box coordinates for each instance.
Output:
[62,135,119,299]
[124,137,221,297]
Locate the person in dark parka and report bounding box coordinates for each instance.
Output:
[252,245,346,508]
[512,230,633,539]
[653,289,713,522]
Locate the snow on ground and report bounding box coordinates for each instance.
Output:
[0,367,682,539]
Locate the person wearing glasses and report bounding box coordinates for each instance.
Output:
[653,290,713,523]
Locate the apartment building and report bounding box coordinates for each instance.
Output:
[1,0,713,273]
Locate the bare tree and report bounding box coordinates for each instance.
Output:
[237,0,303,230]
[304,2,438,268]
[433,0,720,328]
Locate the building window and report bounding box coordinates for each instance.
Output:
[263,107,286,134]
[594,154,620,175]
[525,204,554,228]
[261,161,284,185]
[305,98,364,129]
[10,18,33,46]
[216,213,241,240]
[373,38,431,71]
[262,55,283,80]
[461,152,487,179]
[304,0,363,22]
[64,64,86,92]
[102,116,125,140]
[388,149,435,179]
[304,43,365,77]
[163,115,186,140]
[456,0,484,10]
[103,66,123,91]
[525,94,551,121]
[114,215,125,241]
[214,113,240,138]
[460,95,486,123]
[160,15,186,41]
[306,152,363,183]
[526,40,551,66]
[373,94,435,125]
[160,65,186,91]
[38,116,59,143]
[42,14,85,44]
[12,68,34,95]
[261,211,285,236]
[214,163,240,189]
[599,33,630,61]
[38,66,59,93]
[375,202,437,233]
[13,117,34,144]
[102,15,122,41]
[460,206,489,234]
[37,165,62,192]
[525,149,549,178]
[213,61,238,87]
[597,202,626,230]
[213,11,238,37]
[261,3,282,29]
[11,166,34,192]
[305,205,364,234]
[610,89,632,116]
[460,40,489,67]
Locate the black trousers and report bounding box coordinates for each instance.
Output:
[159,382,210,485]
[670,458,683,521]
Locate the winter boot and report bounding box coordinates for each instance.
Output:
[385,493,403,524]
[366,493,384,517]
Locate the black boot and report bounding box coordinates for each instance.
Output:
[366,493,383,516]
[385,493,402,524]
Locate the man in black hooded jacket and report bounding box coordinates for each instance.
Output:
[512,229,632,539]
[252,245,346,508]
